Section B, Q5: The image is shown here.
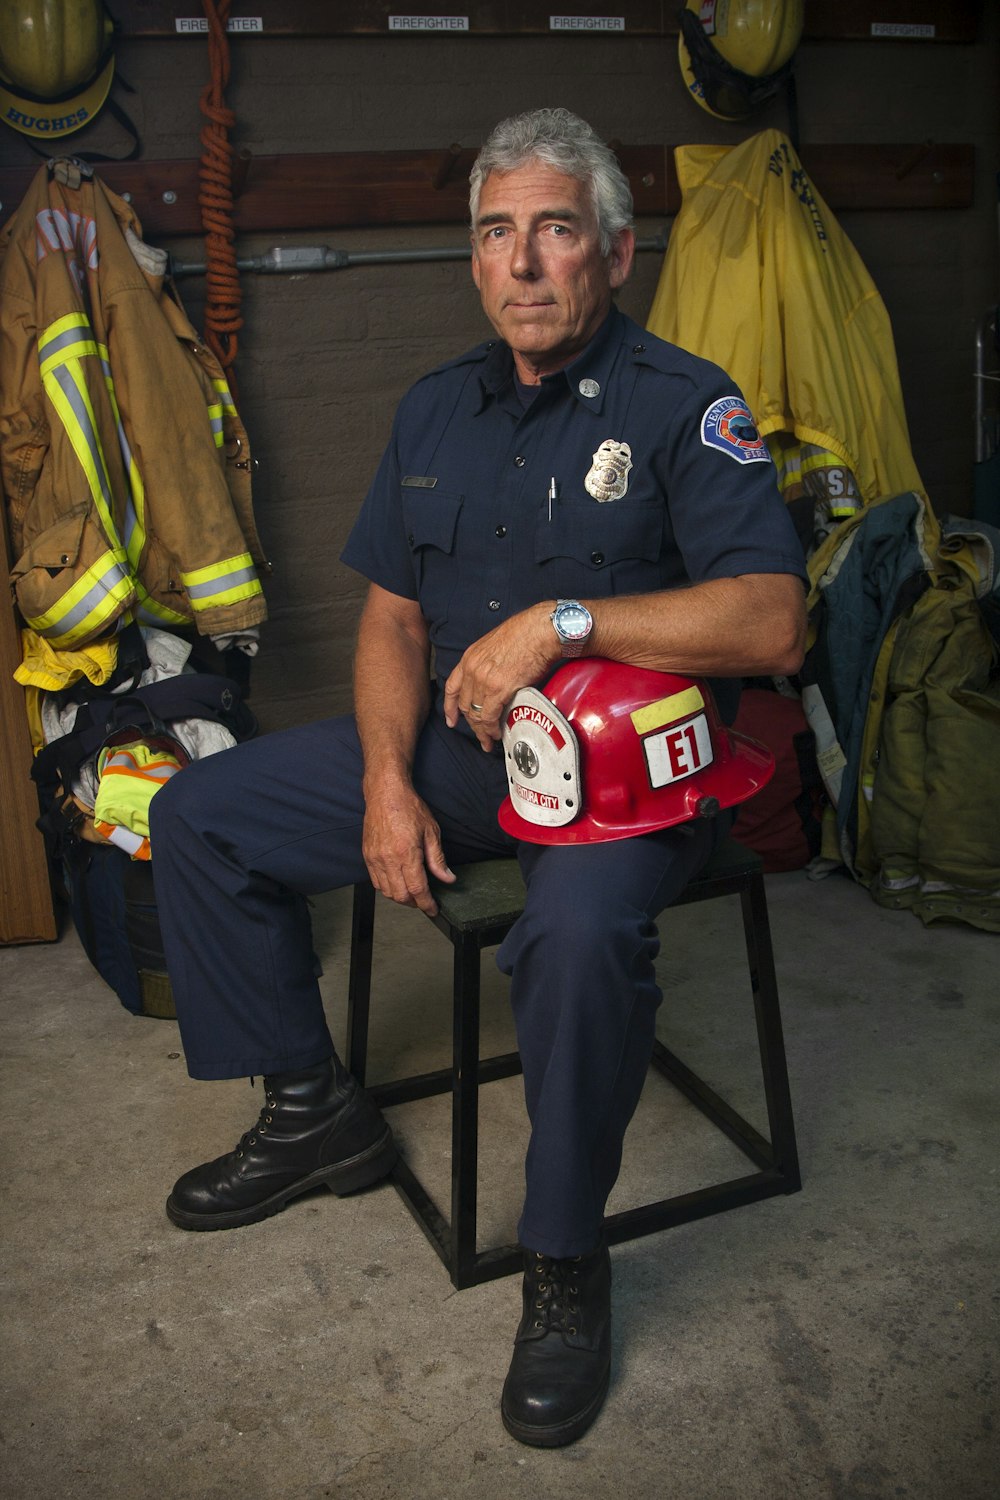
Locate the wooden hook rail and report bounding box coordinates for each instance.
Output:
[0,142,975,239]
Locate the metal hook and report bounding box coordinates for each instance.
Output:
[895,139,935,180]
[433,143,463,191]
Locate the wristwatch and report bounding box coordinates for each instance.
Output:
[550,599,593,658]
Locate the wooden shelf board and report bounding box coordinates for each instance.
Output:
[113,1,983,43]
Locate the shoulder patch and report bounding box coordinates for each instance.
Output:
[700,396,771,465]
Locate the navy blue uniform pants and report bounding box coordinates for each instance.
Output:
[150,709,718,1258]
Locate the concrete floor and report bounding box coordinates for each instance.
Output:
[2,867,997,1500]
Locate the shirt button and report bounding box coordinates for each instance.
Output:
[495,525,507,538]
[591,551,605,565]
[488,599,501,611]
[407,533,415,546]
[514,455,526,467]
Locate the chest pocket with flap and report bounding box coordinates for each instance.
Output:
[402,486,464,621]
[534,496,665,598]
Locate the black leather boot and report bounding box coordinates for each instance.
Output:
[166,1058,397,1231]
[501,1238,612,1448]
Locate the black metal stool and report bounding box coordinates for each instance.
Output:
[345,835,801,1290]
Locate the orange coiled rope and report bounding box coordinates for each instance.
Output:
[198,0,242,403]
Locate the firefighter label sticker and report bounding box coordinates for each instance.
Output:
[585,439,633,501]
[700,397,771,465]
[501,687,581,828]
[642,712,715,789]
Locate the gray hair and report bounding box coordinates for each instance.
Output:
[469,107,634,257]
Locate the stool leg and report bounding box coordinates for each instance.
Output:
[741,872,801,1190]
[346,882,376,1086]
[450,929,482,1288]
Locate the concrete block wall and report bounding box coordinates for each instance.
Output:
[2,22,997,730]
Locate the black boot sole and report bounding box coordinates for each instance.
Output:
[165,1126,398,1231]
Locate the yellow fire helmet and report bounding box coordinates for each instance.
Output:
[0,0,115,140]
[678,0,804,121]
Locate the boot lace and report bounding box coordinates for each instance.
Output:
[526,1251,583,1337]
[234,1086,277,1159]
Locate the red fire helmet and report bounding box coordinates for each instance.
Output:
[497,658,774,846]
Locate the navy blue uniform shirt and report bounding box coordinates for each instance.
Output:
[341,306,807,721]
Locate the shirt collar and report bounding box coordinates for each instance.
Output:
[476,305,623,415]
[555,306,622,415]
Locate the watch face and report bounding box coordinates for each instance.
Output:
[557,603,591,640]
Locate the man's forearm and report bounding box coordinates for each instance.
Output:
[586,574,807,679]
[353,586,455,913]
[354,596,433,794]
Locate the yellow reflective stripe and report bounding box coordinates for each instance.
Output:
[44,311,91,338]
[209,376,236,448]
[39,333,100,375]
[42,361,122,548]
[37,313,95,373]
[212,377,237,415]
[136,601,190,626]
[206,400,225,447]
[95,342,147,567]
[40,319,128,558]
[40,317,150,575]
[188,576,262,610]
[181,552,254,587]
[134,585,190,628]
[25,550,134,648]
[799,450,842,476]
[37,320,256,632]
[180,553,262,611]
[631,686,704,735]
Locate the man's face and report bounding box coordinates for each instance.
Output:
[470,161,635,383]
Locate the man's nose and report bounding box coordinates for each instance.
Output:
[510,231,539,278]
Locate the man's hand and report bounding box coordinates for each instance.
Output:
[443,604,557,750]
[361,777,455,916]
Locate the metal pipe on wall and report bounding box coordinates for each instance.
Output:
[168,235,668,277]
